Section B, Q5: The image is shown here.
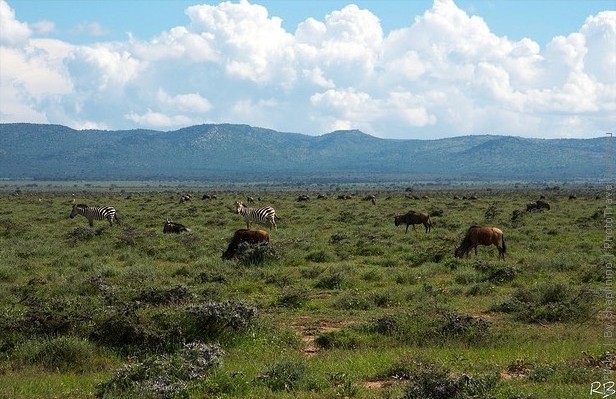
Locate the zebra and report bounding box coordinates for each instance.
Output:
[70,204,120,227]
[234,201,278,230]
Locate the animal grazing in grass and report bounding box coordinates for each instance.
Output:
[179,194,192,203]
[235,201,278,230]
[455,226,506,260]
[222,229,270,260]
[527,199,551,212]
[70,204,120,227]
[394,211,432,233]
[163,219,191,234]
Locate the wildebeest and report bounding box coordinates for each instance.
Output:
[536,199,551,210]
[222,229,270,260]
[163,219,191,234]
[394,211,433,233]
[455,226,506,260]
[179,194,192,203]
[526,199,551,212]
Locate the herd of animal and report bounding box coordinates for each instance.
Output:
[68,193,544,261]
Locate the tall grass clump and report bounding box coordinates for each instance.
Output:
[12,336,102,373]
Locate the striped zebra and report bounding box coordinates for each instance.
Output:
[235,201,278,231]
[70,204,120,227]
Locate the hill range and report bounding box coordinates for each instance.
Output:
[0,123,611,183]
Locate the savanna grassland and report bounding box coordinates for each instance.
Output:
[0,185,610,399]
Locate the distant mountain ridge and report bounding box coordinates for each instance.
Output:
[0,123,611,182]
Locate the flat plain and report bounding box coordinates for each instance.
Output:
[0,185,610,398]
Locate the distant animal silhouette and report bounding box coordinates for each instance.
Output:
[455,226,506,260]
[394,211,432,233]
[222,229,270,260]
[526,199,550,212]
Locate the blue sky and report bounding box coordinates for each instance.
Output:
[9,1,612,45]
[1,0,615,138]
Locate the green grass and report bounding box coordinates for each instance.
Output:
[0,186,610,398]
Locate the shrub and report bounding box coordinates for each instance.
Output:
[465,282,495,297]
[236,242,280,266]
[438,313,490,344]
[65,226,98,243]
[277,286,309,308]
[90,304,164,351]
[184,300,258,341]
[305,249,336,263]
[13,296,92,337]
[137,285,193,306]
[493,282,596,322]
[314,271,344,290]
[473,260,517,284]
[334,291,372,310]
[257,360,306,392]
[329,233,348,244]
[372,315,399,335]
[398,361,499,399]
[484,203,499,221]
[96,343,223,399]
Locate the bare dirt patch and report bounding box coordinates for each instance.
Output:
[292,318,353,358]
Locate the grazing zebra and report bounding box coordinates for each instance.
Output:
[70,204,120,227]
[235,201,278,230]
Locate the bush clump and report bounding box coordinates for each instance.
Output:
[398,361,499,399]
[90,304,164,351]
[493,282,595,322]
[236,242,280,266]
[96,342,223,399]
[137,285,193,306]
[277,286,309,308]
[184,300,258,341]
[12,296,91,337]
[65,226,100,243]
[473,260,517,284]
[438,313,490,344]
[256,360,306,392]
[314,329,362,350]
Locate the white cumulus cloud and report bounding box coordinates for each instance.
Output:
[0,0,614,139]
